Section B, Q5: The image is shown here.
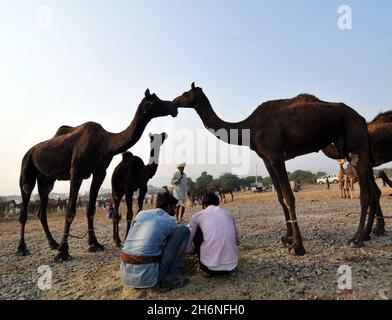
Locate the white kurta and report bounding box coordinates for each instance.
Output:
[171,171,188,200]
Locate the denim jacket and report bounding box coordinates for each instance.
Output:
[121,208,177,288]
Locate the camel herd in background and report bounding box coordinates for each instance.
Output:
[10,82,392,262]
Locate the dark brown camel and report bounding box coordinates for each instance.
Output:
[111,132,168,246]
[216,186,234,202]
[174,82,380,255]
[322,110,392,236]
[18,89,178,262]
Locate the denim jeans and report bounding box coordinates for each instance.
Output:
[158,225,190,283]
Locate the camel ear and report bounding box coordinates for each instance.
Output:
[145,88,151,97]
[191,82,195,89]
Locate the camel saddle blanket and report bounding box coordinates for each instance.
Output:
[121,252,161,265]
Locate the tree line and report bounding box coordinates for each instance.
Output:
[185,170,331,192]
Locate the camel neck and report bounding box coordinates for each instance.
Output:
[110,110,151,155]
[194,93,251,146]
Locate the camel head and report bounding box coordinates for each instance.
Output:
[140,89,178,118]
[173,82,204,110]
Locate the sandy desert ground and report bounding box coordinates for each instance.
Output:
[1,182,392,300]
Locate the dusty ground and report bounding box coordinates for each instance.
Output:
[1,182,392,300]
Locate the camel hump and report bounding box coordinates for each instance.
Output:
[122,151,133,160]
[55,125,74,136]
[370,110,392,124]
[291,94,321,104]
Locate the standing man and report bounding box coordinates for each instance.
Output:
[121,192,190,289]
[171,162,188,223]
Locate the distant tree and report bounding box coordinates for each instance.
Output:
[261,176,272,185]
[289,170,316,184]
[240,176,263,187]
[187,177,195,188]
[195,171,214,190]
[217,173,241,190]
[315,171,327,178]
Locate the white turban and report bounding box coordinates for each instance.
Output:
[176,162,186,168]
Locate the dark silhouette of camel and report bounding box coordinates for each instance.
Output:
[216,186,234,202]
[18,89,178,262]
[111,132,168,247]
[174,82,380,255]
[378,171,392,189]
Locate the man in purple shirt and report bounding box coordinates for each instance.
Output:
[186,193,241,276]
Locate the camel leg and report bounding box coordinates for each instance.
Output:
[348,164,375,248]
[124,190,134,239]
[55,177,82,262]
[137,186,147,214]
[366,174,385,237]
[112,191,123,247]
[263,159,294,247]
[230,191,233,201]
[37,176,59,250]
[87,172,106,252]
[16,181,35,256]
[269,159,306,255]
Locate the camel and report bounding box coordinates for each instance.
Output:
[111,132,168,246]
[322,110,392,236]
[174,82,380,255]
[378,171,392,189]
[215,186,234,202]
[18,89,178,262]
[337,159,358,199]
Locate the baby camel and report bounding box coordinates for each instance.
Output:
[111,132,168,246]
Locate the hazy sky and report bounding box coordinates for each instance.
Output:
[1,0,392,195]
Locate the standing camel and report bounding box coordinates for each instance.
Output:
[111,132,168,246]
[18,90,178,262]
[338,159,358,199]
[174,82,380,255]
[323,110,392,236]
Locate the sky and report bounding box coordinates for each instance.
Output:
[0,0,392,195]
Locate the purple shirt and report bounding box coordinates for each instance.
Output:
[186,205,241,269]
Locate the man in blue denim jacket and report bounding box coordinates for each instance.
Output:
[121,192,190,289]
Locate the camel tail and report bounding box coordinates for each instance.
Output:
[20,149,38,194]
[122,151,133,160]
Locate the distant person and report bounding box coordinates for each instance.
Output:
[326,177,330,190]
[186,193,241,277]
[171,162,188,223]
[121,192,190,289]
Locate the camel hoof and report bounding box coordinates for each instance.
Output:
[289,244,306,256]
[372,227,385,237]
[348,239,364,248]
[49,241,60,250]
[280,236,292,247]
[16,246,30,257]
[54,251,72,263]
[88,242,105,252]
